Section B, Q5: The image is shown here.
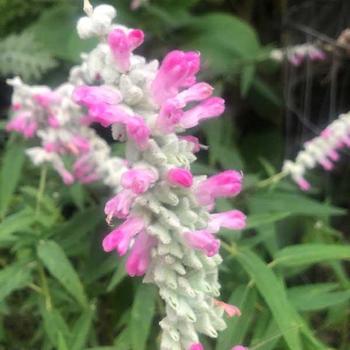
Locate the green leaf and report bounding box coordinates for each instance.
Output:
[107,261,127,292]
[70,308,94,350]
[184,13,260,75]
[0,137,25,218]
[0,264,32,301]
[248,191,345,217]
[37,240,88,307]
[41,306,71,348]
[241,64,256,96]
[236,249,303,350]
[274,244,350,267]
[0,208,35,246]
[245,212,290,229]
[113,327,131,350]
[130,285,157,350]
[288,283,350,311]
[30,4,97,62]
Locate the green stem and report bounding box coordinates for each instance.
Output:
[255,171,287,189]
[38,262,52,310]
[35,165,48,218]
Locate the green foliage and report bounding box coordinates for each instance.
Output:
[0,1,349,350]
[0,32,56,80]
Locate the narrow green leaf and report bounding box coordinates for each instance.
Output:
[58,331,69,350]
[245,212,290,229]
[70,308,94,350]
[0,264,32,301]
[37,240,88,307]
[107,261,127,292]
[0,137,25,217]
[0,208,35,246]
[113,327,131,350]
[130,285,157,350]
[236,249,303,350]
[274,244,350,267]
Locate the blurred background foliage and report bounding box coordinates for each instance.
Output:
[0,0,350,349]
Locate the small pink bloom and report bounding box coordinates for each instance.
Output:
[11,103,22,111]
[296,177,311,191]
[44,142,60,153]
[190,344,204,350]
[6,112,38,138]
[108,28,144,72]
[126,231,157,276]
[214,300,241,318]
[102,216,145,255]
[73,85,122,109]
[319,158,333,171]
[231,346,249,350]
[58,169,74,185]
[327,149,339,161]
[90,105,129,127]
[71,136,90,154]
[321,128,332,139]
[167,168,193,188]
[184,229,220,257]
[104,190,137,221]
[34,91,60,108]
[151,50,201,104]
[196,170,243,207]
[180,135,201,153]
[48,115,60,128]
[125,116,150,150]
[175,82,213,105]
[156,99,183,133]
[78,172,100,184]
[121,169,157,194]
[209,210,246,232]
[180,97,225,129]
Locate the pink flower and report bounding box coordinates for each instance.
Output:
[125,116,150,150]
[180,97,225,129]
[56,168,74,185]
[180,135,201,153]
[6,112,38,138]
[209,210,246,232]
[126,231,157,276]
[102,216,145,255]
[34,91,60,108]
[156,99,184,133]
[48,115,60,128]
[184,229,220,257]
[167,168,193,188]
[196,170,243,208]
[175,82,213,105]
[73,85,122,108]
[296,177,311,191]
[71,136,90,154]
[214,300,241,318]
[104,190,137,221]
[121,168,157,194]
[190,344,204,350]
[151,50,200,105]
[90,104,129,127]
[108,28,144,72]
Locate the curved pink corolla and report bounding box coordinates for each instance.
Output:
[151,50,201,105]
[71,136,90,154]
[121,168,157,194]
[196,170,243,208]
[6,112,38,139]
[108,28,144,72]
[180,97,225,129]
[104,189,137,221]
[175,82,213,105]
[125,116,151,150]
[126,230,157,276]
[48,114,60,128]
[156,99,184,133]
[214,300,241,318]
[167,167,193,188]
[209,210,246,232]
[102,216,145,255]
[73,85,122,108]
[184,229,220,257]
[189,344,204,350]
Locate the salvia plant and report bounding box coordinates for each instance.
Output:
[6,3,247,350]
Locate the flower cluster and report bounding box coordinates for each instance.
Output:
[7,77,126,189]
[72,4,247,350]
[283,111,350,190]
[7,2,248,349]
[270,43,326,66]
